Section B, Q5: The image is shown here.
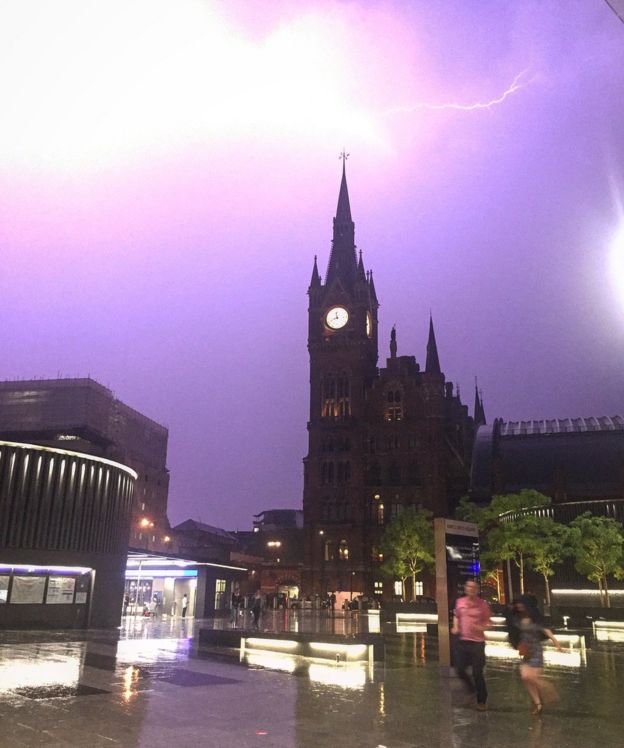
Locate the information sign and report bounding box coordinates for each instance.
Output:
[10,576,46,604]
[46,576,76,604]
[434,518,480,668]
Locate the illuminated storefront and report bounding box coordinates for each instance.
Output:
[124,552,246,618]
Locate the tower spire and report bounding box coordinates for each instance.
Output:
[474,382,486,426]
[309,255,321,289]
[390,325,397,359]
[425,314,441,374]
[325,152,357,288]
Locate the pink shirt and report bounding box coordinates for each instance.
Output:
[454,596,491,642]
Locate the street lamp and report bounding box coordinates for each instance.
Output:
[319,530,326,595]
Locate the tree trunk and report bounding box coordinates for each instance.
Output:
[411,572,416,602]
[506,558,514,602]
[543,574,551,607]
[597,576,604,607]
[519,553,525,595]
[495,570,501,602]
[604,575,611,608]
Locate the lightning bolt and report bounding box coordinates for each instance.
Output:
[382,69,532,118]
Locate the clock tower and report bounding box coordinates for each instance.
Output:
[303,159,379,596]
[302,160,476,602]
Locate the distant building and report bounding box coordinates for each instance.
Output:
[253,509,303,531]
[303,163,479,601]
[0,378,171,552]
[172,519,238,564]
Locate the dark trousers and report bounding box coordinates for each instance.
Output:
[455,640,487,705]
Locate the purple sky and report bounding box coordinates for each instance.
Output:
[1,1,623,529]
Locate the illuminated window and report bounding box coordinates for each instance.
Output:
[376,503,385,525]
[338,540,349,561]
[415,581,424,596]
[385,386,403,421]
[374,581,383,595]
[214,579,226,609]
[322,373,350,418]
[394,581,403,596]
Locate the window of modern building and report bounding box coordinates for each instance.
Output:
[214,579,226,609]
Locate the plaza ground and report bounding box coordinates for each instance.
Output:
[0,614,622,748]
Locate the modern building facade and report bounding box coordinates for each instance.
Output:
[0,440,136,628]
[0,378,171,553]
[303,163,478,601]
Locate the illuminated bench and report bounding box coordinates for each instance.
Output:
[592,620,624,643]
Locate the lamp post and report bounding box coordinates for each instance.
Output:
[319,530,325,596]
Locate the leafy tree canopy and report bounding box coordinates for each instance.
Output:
[379,507,434,598]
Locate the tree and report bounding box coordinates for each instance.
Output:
[380,507,434,601]
[568,513,624,608]
[524,515,571,606]
[459,490,552,596]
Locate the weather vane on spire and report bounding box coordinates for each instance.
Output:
[339,148,350,165]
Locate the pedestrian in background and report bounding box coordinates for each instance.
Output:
[451,580,492,712]
[230,589,242,626]
[251,590,263,629]
[181,593,189,618]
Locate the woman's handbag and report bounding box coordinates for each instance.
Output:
[518,642,530,658]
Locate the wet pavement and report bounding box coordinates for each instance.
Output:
[0,614,623,748]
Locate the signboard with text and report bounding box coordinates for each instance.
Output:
[434,518,480,668]
[46,576,76,604]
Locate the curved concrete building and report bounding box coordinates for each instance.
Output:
[0,440,136,628]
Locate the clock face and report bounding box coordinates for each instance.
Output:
[366,312,372,338]
[325,306,349,330]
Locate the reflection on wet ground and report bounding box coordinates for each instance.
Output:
[0,614,623,747]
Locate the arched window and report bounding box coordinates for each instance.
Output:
[387,462,401,485]
[322,372,351,418]
[384,384,403,421]
[338,540,349,561]
[324,540,334,561]
[366,461,381,486]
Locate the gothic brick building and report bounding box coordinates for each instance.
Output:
[302,162,481,601]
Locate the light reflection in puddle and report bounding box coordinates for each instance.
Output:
[0,657,81,693]
[242,652,370,689]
